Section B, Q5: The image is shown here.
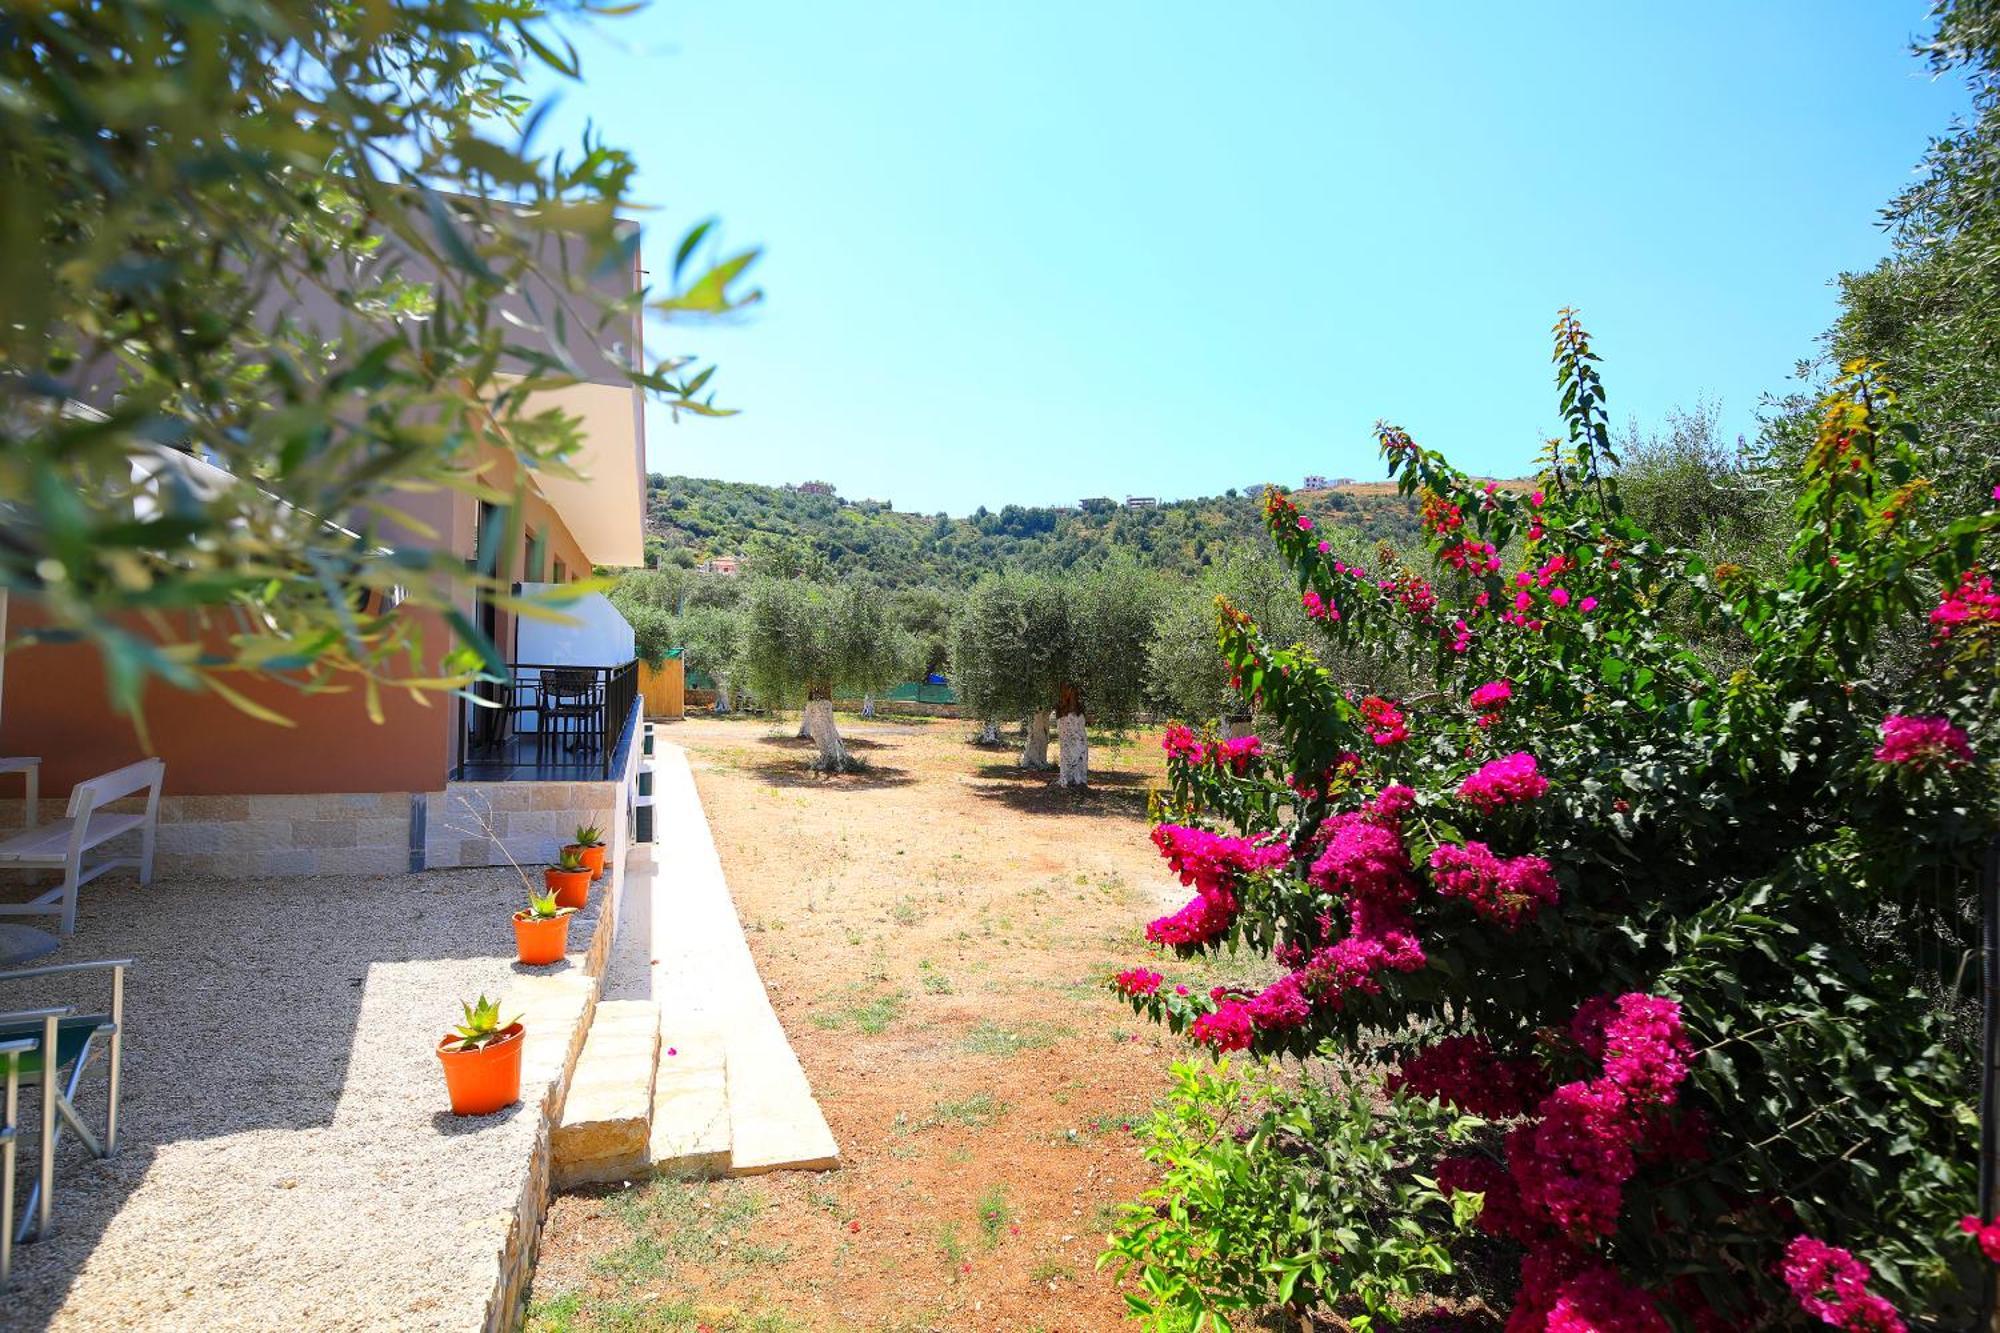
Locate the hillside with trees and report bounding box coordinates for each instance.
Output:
[642,473,1446,585]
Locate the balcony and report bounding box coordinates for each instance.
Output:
[454,584,641,782]
[455,659,640,782]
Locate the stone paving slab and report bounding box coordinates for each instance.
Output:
[550,999,659,1188]
[604,742,839,1178]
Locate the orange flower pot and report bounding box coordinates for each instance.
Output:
[565,843,608,881]
[436,1023,525,1116]
[513,910,574,966]
[545,865,590,910]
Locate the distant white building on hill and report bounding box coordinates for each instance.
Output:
[1125,495,1158,509]
[1302,474,1329,491]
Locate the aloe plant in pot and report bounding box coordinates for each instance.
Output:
[564,823,607,881]
[436,995,525,1116]
[544,846,591,909]
[512,887,579,966]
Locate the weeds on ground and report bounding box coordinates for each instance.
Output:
[960,1019,1072,1056]
[976,1185,1014,1246]
[909,1091,1008,1130]
[810,989,906,1034]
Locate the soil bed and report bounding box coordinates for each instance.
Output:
[531,715,1217,1332]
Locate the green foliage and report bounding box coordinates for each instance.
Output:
[1101,1060,1471,1332]
[571,824,604,848]
[1134,314,1999,1325]
[742,578,908,707]
[445,995,518,1052]
[0,2,758,722]
[551,847,587,873]
[948,563,1159,725]
[645,475,1427,589]
[521,887,575,921]
[1819,0,2000,524]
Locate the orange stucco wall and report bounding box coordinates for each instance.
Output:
[4,446,607,799]
[0,597,451,796]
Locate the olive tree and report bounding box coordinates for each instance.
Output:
[675,603,749,713]
[0,1,758,725]
[743,579,904,770]
[1146,548,1317,733]
[951,565,1157,786]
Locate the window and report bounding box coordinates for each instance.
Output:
[553,556,568,583]
[524,529,545,582]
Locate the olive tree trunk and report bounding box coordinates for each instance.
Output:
[1223,714,1254,739]
[714,680,733,714]
[861,691,876,719]
[1055,684,1088,787]
[803,694,849,770]
[977,721,1000,745]
[1019,709,1051,768]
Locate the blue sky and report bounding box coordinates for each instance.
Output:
[538,3,1970,515]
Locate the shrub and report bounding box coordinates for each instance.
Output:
[1101,1060,1475,1331]
[1110,313,2000,1328]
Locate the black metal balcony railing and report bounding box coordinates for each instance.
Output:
[455,660,639,782]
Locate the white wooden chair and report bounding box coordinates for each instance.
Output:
[0,760,162,935]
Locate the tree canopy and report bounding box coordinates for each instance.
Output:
[0,1,758,722]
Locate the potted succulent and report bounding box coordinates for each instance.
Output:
[544,846,591,909]
[564,823,608,881]
[512,887,579,966]
[435,995,524,1116]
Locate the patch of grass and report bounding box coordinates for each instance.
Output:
[960,1019,1072,1056]
[527,1290,702,1332]
[975,1185,1014,1247]
[890,895,925,927]
[1088,1199,1124,1234]
[937,1223,966,1265]
[917,960,953,994]
[810,989,907,1034]
[1028,1258,1076,1284]
[920,1091,1009,1129]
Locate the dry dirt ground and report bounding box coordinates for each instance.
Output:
[530,713,1230,1333]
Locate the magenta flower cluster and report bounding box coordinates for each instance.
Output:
[1457,751,1552,813]
[1427,994,1699,1331]
[1161,725,1265,775]
[1779,1236,1905,1333]
[1961,1214,2000,1262]
[1428,841,1559,929]
[1145,824,1287,947]
[1113,967,1163,997]
[1931,569,1999,643]
[1360,695,1409,746]
[1388,1034,1547,1119]
[1873,713,1974,770]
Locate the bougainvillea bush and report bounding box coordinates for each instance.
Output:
[1110,312,2000,1330]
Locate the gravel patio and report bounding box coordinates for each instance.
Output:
[0,863,594,1332]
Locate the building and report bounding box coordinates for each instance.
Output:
[793,480,835,497]
[1124,495,1158,509]
[1301,474,1329,491]
[698,556,742,576]
[1,209,652,879]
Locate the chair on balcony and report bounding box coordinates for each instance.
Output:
[0,958,130,1258]
[0,760,162,936]
[538,668,604,762]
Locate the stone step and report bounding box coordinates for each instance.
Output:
[726,1015,840,1176]
[550,999,660,1188]
[647,1023,731,1177]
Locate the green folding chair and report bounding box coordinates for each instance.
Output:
[0,1025,48,1288]
[0,959,129,1252]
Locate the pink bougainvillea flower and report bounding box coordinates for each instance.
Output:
[1931,571,2000,643]
[1457,752,1551,812]
[1780,1236,1905,1332]
[1428,841,1559,928]
[1359,695,1409,746]
[1962,1215,2000,1263]
[1873,713,1974,769]
[1579,596,1599,614]
[1468,679,1513,712]
[1112,967,1163,997]
[1390,1034,1546,1119]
